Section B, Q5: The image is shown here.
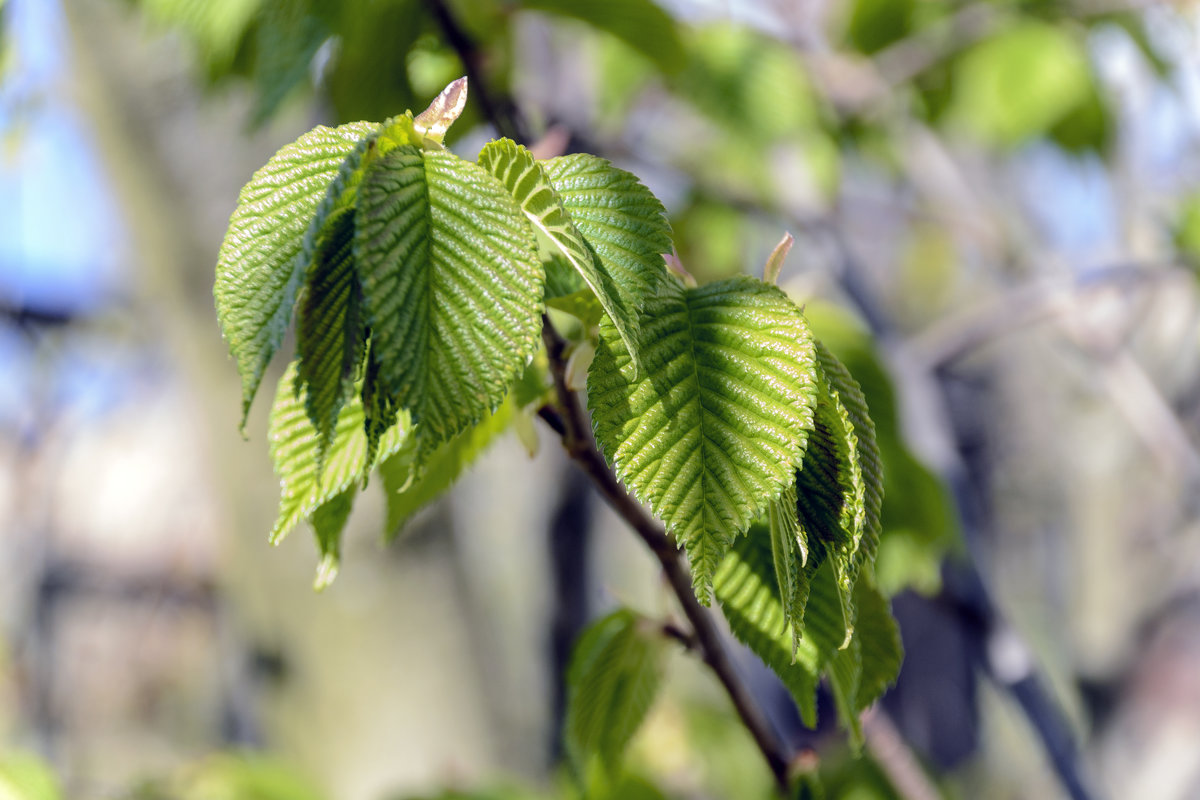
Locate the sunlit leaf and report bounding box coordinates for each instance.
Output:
[354,145,543,463]
[479,140,646,367]
[215,121,376,427]
[268,364,409,553]
[588,277,818,599]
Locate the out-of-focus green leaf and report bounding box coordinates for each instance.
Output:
[521,0,685,74]
[1176,193,1200,271]
[136,0,261,71]
[948,22,1093,148]
[178,754,326,800]
[324,0,423,124]
[843,0,915,54]
[0,753,61,800]
[675,25,821,144]
[565,609,666,775]
[249,1,328,125]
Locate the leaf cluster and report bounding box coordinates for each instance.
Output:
[215,78,901,782]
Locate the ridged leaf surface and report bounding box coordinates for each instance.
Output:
[796,342,883,597]
[565,609,665,774]
[588,276,818,599]
[379,397,516,540]
[355,146,543,460]
[215,121,377,425]
[714,525,851,727]
[479,140,644,366]
[295,208,365,464]
[268,364,409,549]
[543,154,671,342]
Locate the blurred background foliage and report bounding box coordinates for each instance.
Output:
[3,0,1200,798]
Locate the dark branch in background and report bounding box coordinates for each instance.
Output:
[540,319,794,793]
[424,0,528,143]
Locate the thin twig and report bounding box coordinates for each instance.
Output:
[540,317,794,794]
[423,0,528,143]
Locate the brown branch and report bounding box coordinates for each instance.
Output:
[540,317,793,794]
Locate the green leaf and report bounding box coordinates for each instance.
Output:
[796,342,883,600]
[949,22,1092,148]
[268,363,409,550]
[311,488,354,590]
[215,121,377,427]
[521,0,685,74]
[768,483,806,656]
[295,207,365,465]
[379,396,516,540]
[713,526,851,728]
[542,153,672,334]
[851,574,903,714]
[0,753,61,800]
[354,146,543,462]
[565,609,666,774]
[589,276,818,599]
[479,140,645,367]
[828,630,863,746]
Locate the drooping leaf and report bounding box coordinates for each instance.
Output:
[311,489,354,590]
[215,121,376,427]
[379,396,516,540]
[268,364,409,549]
[565,609,666,774]
[713,526,851,728]
[521,0,685,74]
[768,483,806,656]
[828,629,863,747]
[479,140,644,366]
[295,208,365,465]
[354,145,543,463]
[806,303,956,595]
[795,342,883,602]
[850,574,903,714]
[588,277,818,599]
[542,153,672,336]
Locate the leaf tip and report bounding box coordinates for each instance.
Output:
[414,76,468,142]
[314,555,339,590]
[763,232,795,285]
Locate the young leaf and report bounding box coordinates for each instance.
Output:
[354,146,543,462]
[413,76,468,142]
[478,140,644,369]
[378,396,516,540]
[713,526,850,727]
[797,342,884,596]
[268,363,410,548]
[311,489,354,590]
[850,574,903,714]
[295,207,365,466]
[588,277,818,599]
[542,153,672,337]
[215,121,377,427]
[565,609,666,775]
